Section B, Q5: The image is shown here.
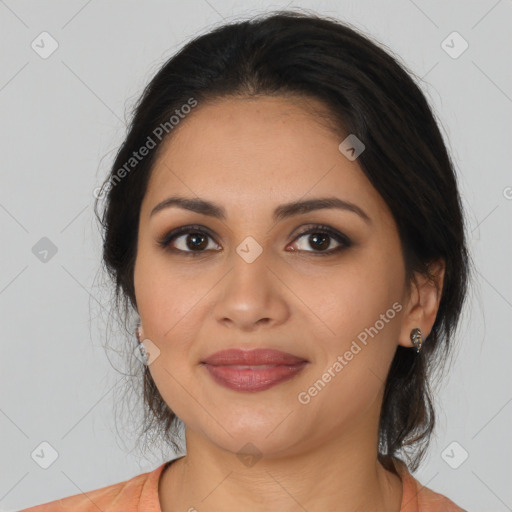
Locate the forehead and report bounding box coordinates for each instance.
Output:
[143,96,391,224]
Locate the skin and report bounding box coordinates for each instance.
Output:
[133,95,445,512]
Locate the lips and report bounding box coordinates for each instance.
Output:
[201,348,308,392]
[202,348,307,366]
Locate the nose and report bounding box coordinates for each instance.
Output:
[211,246,290,332]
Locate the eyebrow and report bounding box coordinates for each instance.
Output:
[150,195,371,225]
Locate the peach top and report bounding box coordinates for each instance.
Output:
[19,457,465,511]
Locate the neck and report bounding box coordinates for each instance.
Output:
[159,426,403,512]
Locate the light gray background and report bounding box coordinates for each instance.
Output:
[1,1,511,510]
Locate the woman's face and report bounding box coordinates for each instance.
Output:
[133,96,420,458]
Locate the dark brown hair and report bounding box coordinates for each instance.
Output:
[95,9,471,472]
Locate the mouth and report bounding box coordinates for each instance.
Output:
[200,348,309,392]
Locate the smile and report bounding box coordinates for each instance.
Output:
[201,362,308,392]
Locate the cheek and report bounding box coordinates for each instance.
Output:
[308,258,401,336]
[134,246,196,341]
[299,362,385,439]
[146,361,200,433]
[303,251,403,384]
[133,253,211,409]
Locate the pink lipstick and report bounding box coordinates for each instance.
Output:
[201,348,308,392]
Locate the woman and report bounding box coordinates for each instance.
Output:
[21,9,471,511]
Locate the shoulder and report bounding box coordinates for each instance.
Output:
[18,462,169,512]
[395,460,467,512]
[409,480,466,512]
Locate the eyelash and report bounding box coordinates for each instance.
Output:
[157,224,352,257]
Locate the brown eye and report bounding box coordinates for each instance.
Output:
[158,225,221,256]
[290,225,351,255]
[158,224,351,257]
[183,232,209,251]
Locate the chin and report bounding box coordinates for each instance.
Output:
[193,414,305,460]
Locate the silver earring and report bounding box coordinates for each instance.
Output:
[135,323,141,344]
[410,328,423,353]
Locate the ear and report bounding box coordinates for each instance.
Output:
[398,259,445,349]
